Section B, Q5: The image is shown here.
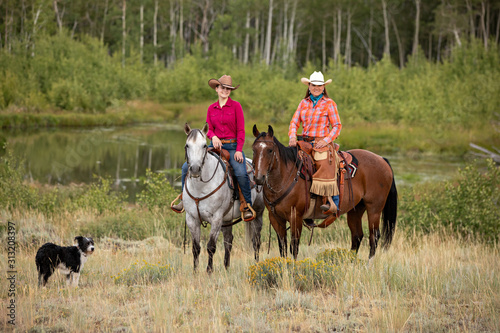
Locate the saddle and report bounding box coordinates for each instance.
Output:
[208,147,256,213]
[296,141,358,229]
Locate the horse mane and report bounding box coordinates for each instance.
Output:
[187,128,204,142]
[256,132,298,166]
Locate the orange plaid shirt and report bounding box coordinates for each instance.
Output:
[288,96,341,143]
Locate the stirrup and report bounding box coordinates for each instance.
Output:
[320,197,337,215]
[242,205,256,222]
[170,194,184,213]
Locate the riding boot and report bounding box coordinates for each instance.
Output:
[320,195,338,215]
[170,194,184,213]
[238,188,256,222]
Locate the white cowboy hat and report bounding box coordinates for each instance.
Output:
[301,71,332,86]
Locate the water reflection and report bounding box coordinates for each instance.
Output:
[5,124,190,201]
[2,124,467,202]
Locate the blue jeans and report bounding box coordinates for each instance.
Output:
[181,142,252,205]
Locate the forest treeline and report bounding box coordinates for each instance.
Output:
[0,0,499,129]
[2,0,499,68]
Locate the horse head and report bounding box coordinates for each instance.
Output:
[252,125,277,185]
[184,123,209,178]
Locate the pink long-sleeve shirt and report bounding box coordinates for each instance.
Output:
[206,97,246,152]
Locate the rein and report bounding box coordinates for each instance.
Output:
[185,152,228,228]
[257,139,304,215]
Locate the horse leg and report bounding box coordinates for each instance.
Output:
[206,223,222,273]
[186,216,201,272]
[247,215,263,262]
[269,213,288,258]
[289,206,303,260]
[366,206,382,259]
[222,225,234,269]
[347,202,366,253]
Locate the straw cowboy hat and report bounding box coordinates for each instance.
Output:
[301,71,332,86]
[208,75,240,90]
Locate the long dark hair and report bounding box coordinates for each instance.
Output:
[304,86,329,99]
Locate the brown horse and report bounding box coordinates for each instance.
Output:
[252,125,397,260]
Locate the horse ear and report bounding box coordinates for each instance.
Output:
[201,123,209,136]
[184,123,191,135]
[253,124,260,138]
[268,125,274,138]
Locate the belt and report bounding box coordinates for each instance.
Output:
[220,139,237,144]
[302,136,325,142]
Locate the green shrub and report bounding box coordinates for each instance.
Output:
[79,210,155,240]
[112,259,174,285]
[315,248,364,266]
[73,176,126,214]
[247,257,340,291]
[137,169,178,211]
[399,159,500,243]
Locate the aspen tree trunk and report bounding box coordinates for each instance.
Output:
[480,1,488,49]
[334,8,342,64]
[305,30,312,64]
[322,20,326,71]
[495,9,500,45]
[101,0,108,43]
[140,4,144,64]
[437,32,442,62]
[391,16,403,68]
[287,0,297,64]
[122,0,126,68]
[382,0,390,57]
[53,0,63,33]
[170,0,177,65]
[179,0,184,58]
[254,15,260,57]
[153,0,158,65]
[368,4,373,65]
[428,31,432,60]
[244,11,250,64]
[31,6,42,57]
[465,0,475,40]
[282,0,288,63]
[345,9,352,67]
[412,0,420,56]
[264,0,273,65]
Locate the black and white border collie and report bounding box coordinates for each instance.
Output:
[35,236,95,287]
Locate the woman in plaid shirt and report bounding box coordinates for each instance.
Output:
[288,71,342,214]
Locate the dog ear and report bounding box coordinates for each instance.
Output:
[74,236,83,244]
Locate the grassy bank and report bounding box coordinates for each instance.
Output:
[0,213,498,332]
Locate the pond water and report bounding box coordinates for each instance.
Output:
[2,123,465,201]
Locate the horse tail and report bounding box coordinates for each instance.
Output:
[382,158,398,249]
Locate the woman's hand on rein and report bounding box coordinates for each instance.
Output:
[212,136,222,149]
[234,151,244,163]
[315,139,328,149]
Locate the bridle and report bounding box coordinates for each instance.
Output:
[184,131,231,226]
[254,138,304,214]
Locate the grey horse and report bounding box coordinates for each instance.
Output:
[183,123,265,272]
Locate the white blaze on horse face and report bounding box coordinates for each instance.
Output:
[186,130,207,177]
[254,142,269,180]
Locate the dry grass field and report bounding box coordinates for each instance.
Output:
[1,210,499,333]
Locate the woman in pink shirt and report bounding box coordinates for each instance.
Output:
[172,75,255,221]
